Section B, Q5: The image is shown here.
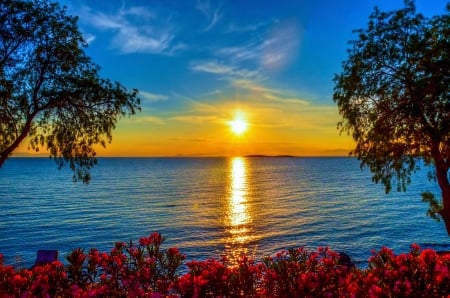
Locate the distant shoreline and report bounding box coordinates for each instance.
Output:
[244,154,297,158]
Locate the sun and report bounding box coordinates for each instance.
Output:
[229,111,248,135]
[230,118,247,135]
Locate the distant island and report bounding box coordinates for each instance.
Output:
[244,154,297,158]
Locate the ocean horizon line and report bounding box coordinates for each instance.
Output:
[9,154,353,159]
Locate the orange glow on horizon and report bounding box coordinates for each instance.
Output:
[13,102,355,158]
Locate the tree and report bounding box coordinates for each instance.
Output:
[0,0,140,182]
[333,0,450,234]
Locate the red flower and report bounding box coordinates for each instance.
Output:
[12,273,28,286]
[410,243,421,252]
[435,263,450,284]
[420,248,437,264]
[369,284,383,297]
[139,236,150,246]
[168,247,180,255]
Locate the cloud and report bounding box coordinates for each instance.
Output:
[262,93,309,106]
[231,79,309,105]
[232,79,274,93]
[170,115,221,125]
[217,19,302,72]
[170,92,221,115]
[78,5,180,55]
[190,61,234,74]
[226,20,274,33]
[218,20,280,63]
[140,91,169,102]
[112,30,174,54]
[164,83,340,148]
[81,32,96,44]
[132,115,166,125]
[189,60,264,82]
[261,20,302,71]
[196,0,223,31]
[216,43,259,63]
[205,89,222,96]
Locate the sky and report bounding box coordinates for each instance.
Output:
[19,0,449,157]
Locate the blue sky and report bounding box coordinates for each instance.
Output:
[49,0,448,157]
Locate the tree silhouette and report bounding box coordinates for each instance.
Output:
[334,1,450,234]
[0,0,140,182]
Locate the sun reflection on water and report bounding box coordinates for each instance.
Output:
[230,157,248,228]
[225,157,254,264]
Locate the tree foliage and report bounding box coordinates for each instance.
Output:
[333,1,450,233]
[0,0,140,182]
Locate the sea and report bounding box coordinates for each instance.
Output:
[0,157,449,268]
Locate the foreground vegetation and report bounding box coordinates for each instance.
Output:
[0,233,449,297]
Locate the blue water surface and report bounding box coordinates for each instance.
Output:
[0,157,448,268]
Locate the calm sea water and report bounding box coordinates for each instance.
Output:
[0,157,449,268]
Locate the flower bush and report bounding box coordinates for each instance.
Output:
[0,233,449,297]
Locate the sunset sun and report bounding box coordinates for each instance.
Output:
[229,111,248,136]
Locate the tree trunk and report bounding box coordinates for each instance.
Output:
[435,160,450,236]
[439,187,450,236]
[430,140,450,236]
[0,116,33,167]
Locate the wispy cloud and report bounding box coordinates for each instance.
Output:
[140,91,169,102]
[189,61,234,75]
[165,83,340,150]
[226,19,275,33]
[217,20,302,71]
[78,5,181,55]
[81,31,96,44]
[196,0,223,31]
[166,91,230,127]
[232,79,309,105]
[232,79,274,93]
[189,60,264,82]
[133,116,166,125]
[261,20,302,70]
[205,89,222,96]
[170,91,222,116]
[216,42,260,63]
[262,93,309,106]
[171,114,221,125]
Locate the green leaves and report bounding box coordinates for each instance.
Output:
[421,191,443,222]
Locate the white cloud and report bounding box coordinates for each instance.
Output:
[196,0,223,31]
[261,20,302,71]
[81,32,96,44]
[78,5,179,55]
[205,89,222,96]
[121,6,155,19]
[113,30,174,54]
[189,60,264,82]
[190,61,234,75]
[217,20,302,72]
[140,91,169,102]
[231,79,274,93]
[217,43,260,63]
[263,93,309,106]
[226,20,274,33]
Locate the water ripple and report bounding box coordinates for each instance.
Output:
[0,157,448,268]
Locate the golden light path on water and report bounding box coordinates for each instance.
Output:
[225,157,255,264]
